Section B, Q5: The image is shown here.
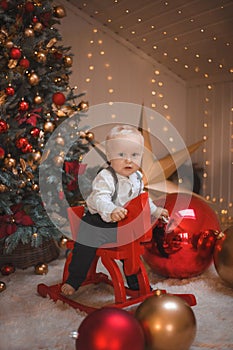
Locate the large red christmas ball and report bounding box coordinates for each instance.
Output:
[143,193,221,278]
[214,226,233,288]
[0,120,8,133]
[52,92,66,106]
[76,307,145,350]
[10,47,22,59]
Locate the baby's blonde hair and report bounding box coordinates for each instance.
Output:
[106,124,144,144]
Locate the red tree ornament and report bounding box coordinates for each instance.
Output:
[19,100,29,111]
[1,264,15,276]
[30,127,40,137]
[0,147,5,159]
[52,92,66,106]
[25,1,34,12]
[22,143,33,153]
[5,86,15,96]
[0,0,8,10]
[10,47,22,59]
[0,120,8,133]
[19,57,30,69]
[15,137,29,149]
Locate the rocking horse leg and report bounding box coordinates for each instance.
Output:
[101,255,127,304]
[136,260,151,294]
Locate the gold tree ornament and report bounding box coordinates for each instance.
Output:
[33,22,43,32]
[85,131,95,142]
[77,101,89,112]
[35,51,47,64]
[53,6,66,18]
[46,37,57,49]
[34,263,48,275]
[34,94,43,104]
[4,156,16,169]
[28,72,40,86]
[24,28,34,37]
[0,184,8,192]
[0,281,6,292]
[43,121,55,133]
[8,59,18,69]
[63,55,73,67]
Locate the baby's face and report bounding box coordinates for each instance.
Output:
[106,134,143,177]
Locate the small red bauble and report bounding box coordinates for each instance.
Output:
[0,0,8,10]
[19,58,30,69]
[0,120,8,133]
[25,1,34,12]
[19,100,29,111]
[0,147,5,159]
[52,92,66,106]
[5,86,15,96]
[1,264,15,276]
[22,144,33,153]
[16,137,28,149]
[10,47,22,60]
[30,127,40,137]
[32,16,38,23]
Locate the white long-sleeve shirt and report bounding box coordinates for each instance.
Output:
[86,168,163,222]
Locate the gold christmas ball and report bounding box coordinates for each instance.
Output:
[32,151,42,162]
[43,121,55,133]
[35,51,47,64]
[135,294,196,350]
[85,131,94,142]
[4,157,16,169]
[63,55,73,67]
[53,5,66,18]
[214,226,233,288]
[24,28,34,37]
[33,22,43,32]
[31,183,39,191]
[79,131,86,139]
[53,155,64,167]
[28,72,40,86]
[34,263,48,275]
[34,94,43,104]
[0,281,6,292]
[59,236,69,249]
[0,184,8,192]
[5,40,14,49]
[78,100,89,112]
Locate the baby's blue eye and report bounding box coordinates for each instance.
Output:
[132,153,139,158]
[118,152,125,157]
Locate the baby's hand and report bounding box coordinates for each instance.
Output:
[160,208,169,219]
[111,207,128,222]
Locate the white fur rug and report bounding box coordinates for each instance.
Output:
[1,251,233,350]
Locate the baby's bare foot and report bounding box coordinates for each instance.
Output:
[61,283,75,296]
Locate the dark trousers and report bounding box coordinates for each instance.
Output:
[65,211,140,290]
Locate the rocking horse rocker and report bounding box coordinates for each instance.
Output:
[37,193,196,314]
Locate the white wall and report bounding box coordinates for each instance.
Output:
[59,0,187,143]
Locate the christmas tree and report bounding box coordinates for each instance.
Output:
[0,0,89,260]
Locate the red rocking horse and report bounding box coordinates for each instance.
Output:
[37,193,196,314]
